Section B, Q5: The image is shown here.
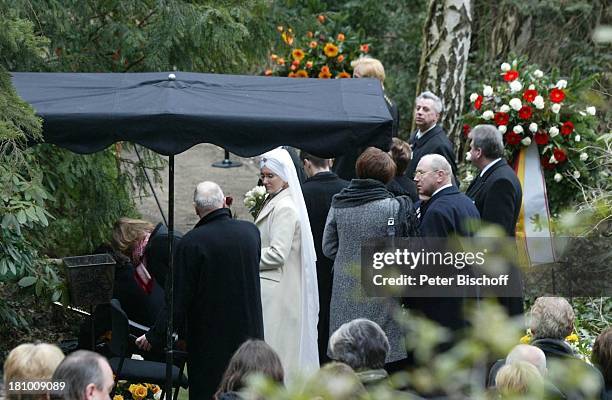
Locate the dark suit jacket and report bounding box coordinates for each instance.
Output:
[302,171,349,363]
[147,208,264,400]
[407,124,457,181]
[466,159,522,237]
[418,186,480,237]
[387,175,419,202]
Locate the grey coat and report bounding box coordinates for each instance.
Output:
[323,198,407,362]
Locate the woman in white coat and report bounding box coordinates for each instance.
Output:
[255,147,319,380]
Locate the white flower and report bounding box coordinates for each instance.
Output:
[501,62,511,72]
[500,104,510,113]
[573,170,581,179]
[465,152,472,161]
[513,125,524,134]
[528,84,536,90]
[512,59,518,67]
[498,125,507,134]
[554,173,563,182]
[521,137,532,146]
[556,79,568,89]
[580,152,588,161]
[464,172,474,183]
[470,93,478,102]
[575,134,581,142]
[549,126,559,137]
[510,80,523,93]
[509,98,522,111]
[482,110,494,120]
[254,186,267,196]
[551,103,561,114]
[483,85,493,97]
[586,106,596,115]
[533,95,545,109]
[529,123,538,132]
[534,69,544,78]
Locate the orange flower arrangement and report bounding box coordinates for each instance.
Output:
[318,65,332,79]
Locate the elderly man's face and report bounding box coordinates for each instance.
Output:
[414,98,439,131]
[413,158,443,197]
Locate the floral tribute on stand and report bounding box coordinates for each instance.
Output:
[264,14,370,79]
[113,382,161,400]
[463,59,600,211]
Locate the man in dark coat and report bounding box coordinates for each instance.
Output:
[406,91,457,182]
[299,150,349,364]
[137,181,264,400]
[466,124,524,317]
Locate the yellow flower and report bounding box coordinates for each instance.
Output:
[519,334,531,344]
[323,43,339,58]
[113,396,124,400]
[131,385,147,400]
[150,385,161,394]
[566,333,579,343]
[296,70,309,78]
[291,48,305,62]
[337,71,351,79]
[281,32,294,45]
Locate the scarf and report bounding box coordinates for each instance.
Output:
[131,232,153,294]
[331,179,393,209]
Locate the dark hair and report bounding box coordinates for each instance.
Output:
[355,147,396,183]
[388,138,412,176]
[215,340,284,399]
[51,350,107,400]
[592,327,612,388]
[299,150,329,169]
[469,124,504,159]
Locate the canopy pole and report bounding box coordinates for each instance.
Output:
[212,148,242,168]
[165,154,175,399]
[134,145,167,226]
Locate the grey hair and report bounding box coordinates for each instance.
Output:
[417,91,443,114]
[506,344,547,376]
[421,153,452,176]
[194,181,224,213]
[328,318,389,370]
[529,297,575,340]
[469,124,504,159]
[51,350,107,400]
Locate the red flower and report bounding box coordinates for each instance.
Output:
[359,44,370,53]
[534,131,549,145]
[518,105,533,120]
[523,89,538,102]
[504,70,519,82]
[463,124,471,137]
[553,148,567,163]
[494,112,509,126]
[550,88,565,103]
[225,196,234,207]
[561,121,574,136]
[505,131,522,145]
[474,95,483,110]
[541,156,555,170]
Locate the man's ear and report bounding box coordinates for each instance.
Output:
[85,383,96,400]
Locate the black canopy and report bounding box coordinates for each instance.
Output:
[11,71,392,156]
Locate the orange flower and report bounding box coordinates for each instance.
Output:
[360,43,370,53]
[288,72,298,78]
[324,43,339,57]
[277,57,285,65]
[309,41,318,49]
[318,70,332,79]
[337,71,351,79]
[264,69,272,76]
[306,61,313,69]
[317,14,326,23]
[292,48,305,62]
[270,54,278,61]
[337,33,345,42]
[281,32,294,45]
[296,70,309,78]
[306,31,314,38]
[337,54,345,63]
[290,64,297,71]
[320,65,330,73]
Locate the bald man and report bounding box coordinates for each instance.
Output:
[137,181,264,400]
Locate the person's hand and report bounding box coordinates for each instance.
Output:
[135,334,152,351]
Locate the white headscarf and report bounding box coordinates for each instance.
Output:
[260,147,320,371]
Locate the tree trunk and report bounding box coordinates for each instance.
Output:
[415,0,472,148]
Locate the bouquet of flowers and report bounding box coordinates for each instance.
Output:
[244,185,267,219]
[113,382,161,400]
[265,14,370,79]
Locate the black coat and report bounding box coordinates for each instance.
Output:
[301,171,349,364]
[418,186,480,237]
[407,124,457,181]
[147,208,264,400]
[386,175,419,202]
[465,159,522,237]
[144,223,183,290]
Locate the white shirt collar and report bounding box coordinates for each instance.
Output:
[416,124,436,139]
[480,158,502,177]
[431,183,453,198]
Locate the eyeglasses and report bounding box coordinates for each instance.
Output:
[413,169,440,178]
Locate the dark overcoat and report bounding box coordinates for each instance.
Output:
[147,208,264,400]
[301,171,348,363]
[407,124,457,181]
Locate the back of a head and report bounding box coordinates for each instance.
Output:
[389,138,412,176]
[299,150,330,170]
[351,57,385,83]
[4,343,65,400]
[52,350,106,400]
[529,297,575,339]
[215,340,284,398]
[506,344,547,376]
[469,124,504,160]
[355,147,396,184]
[329,318,390,370]
[311,362,368,399]
[592,327,612,388]
[194,181,225,214]
[495,361,544,396]
[112,218,155,255]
